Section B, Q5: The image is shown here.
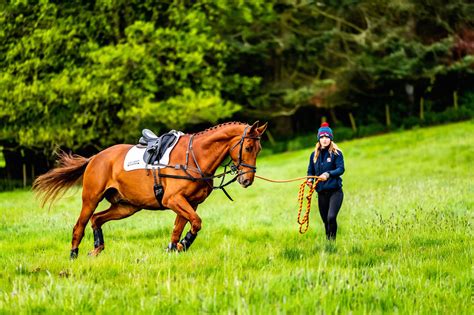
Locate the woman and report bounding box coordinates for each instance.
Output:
[307,122,345,240]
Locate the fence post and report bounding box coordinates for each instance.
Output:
[453,91,458,110]
[348,112,357,132]
[265,129,276,146]
[21,149,26,188]
[419,97,424,121]
[385,104,391,127]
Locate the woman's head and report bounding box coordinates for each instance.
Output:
[314,122,340,162]
[317,122,333,140]
[317,122,333,148]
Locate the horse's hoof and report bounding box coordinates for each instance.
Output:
[176,243,184,252]
[70,248,79,260]
[166,242,177,252]
[88,245,104,257]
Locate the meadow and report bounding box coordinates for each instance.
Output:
[0,121,473,314]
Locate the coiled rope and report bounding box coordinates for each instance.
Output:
[255,175,320,234]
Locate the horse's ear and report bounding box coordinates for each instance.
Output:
[249,121,267,135]
[256,122,268,135]
[249,121,260,134]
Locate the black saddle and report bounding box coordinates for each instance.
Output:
[139,129,181,165]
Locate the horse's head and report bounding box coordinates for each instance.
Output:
[229,121,268,188]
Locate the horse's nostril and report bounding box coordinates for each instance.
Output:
[243,179,251,187]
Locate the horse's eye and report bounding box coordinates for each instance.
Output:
[245,146,252,152]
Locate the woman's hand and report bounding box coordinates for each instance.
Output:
[319,172,330,181]
[306,179,313,187]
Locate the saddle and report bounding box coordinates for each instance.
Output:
[139,129,181,165]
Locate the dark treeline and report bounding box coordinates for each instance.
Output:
[1,0,473,186]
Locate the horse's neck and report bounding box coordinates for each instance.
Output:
[191,125,243,175]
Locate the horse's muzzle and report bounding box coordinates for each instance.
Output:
[238,175,253,188]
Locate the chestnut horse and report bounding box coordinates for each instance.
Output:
[33,121,267,259]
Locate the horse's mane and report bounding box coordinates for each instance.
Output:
[191,121,248,136]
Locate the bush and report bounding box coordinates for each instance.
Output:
[423,105,474,125]
[332,126,356,142]
[261,98,474,156]
[402,116,422,129]
[460,92,474,110]
[357,123,386,138]
[287,134,315,151]
[0,179,25,192]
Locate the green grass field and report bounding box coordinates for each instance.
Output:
[1,121,473,314]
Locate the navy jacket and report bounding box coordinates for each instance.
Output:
[307,148,345,192]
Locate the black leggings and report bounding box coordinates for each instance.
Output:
[317,189,344,240]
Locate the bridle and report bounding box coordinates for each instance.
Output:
[228,125,261,174]
[210,125,261,200]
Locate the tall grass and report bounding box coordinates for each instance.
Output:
[0,121,473,314]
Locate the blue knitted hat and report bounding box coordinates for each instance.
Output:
[317,122,333,140]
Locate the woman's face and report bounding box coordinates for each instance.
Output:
[319,136,331,148]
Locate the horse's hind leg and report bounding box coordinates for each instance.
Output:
[88,203,140,257]
[71,196,100,259]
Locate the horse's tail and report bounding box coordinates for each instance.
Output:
[33,152,92,207]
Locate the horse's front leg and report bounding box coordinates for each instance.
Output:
[168,215,187,252]
[164,195,201,252]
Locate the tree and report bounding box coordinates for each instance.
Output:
[0,0,256,154]
[1,0,473,185]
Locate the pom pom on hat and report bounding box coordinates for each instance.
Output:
[318,122,333,140]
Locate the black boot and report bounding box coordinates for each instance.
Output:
[179,231,197,251]
[70,248,79,260]
[93,228,104,248]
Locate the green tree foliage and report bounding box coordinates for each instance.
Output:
[207,0,473,117]
[0,0,473,156]
[0,1,252,152]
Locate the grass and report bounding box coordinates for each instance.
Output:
[0,121,473,314]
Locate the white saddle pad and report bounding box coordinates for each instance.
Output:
[123,133,183,171]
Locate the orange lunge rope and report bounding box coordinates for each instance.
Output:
[255,175,320,234]
[296,179,319,234]
[254,175,320,183]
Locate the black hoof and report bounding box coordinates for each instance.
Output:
[166,242,177,252]
[70,248,79,260]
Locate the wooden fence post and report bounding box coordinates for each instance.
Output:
[453,91,458,110]
[265,129,276,146]
[420,97,424,121]
[385,104,391,127]
[21,149,26,188]
[348,113,357,132]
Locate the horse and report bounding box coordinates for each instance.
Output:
[33,121,267,259]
